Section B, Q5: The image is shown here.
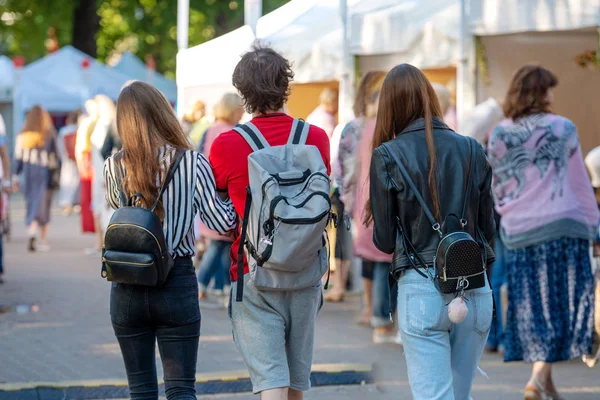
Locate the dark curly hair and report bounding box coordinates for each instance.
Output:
[232,42,294,115]
[504,65,558,120]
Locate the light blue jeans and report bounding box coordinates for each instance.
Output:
[398,269,493,400]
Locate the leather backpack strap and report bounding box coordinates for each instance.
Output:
[150,149,186,212]
[382,144,441,234]
[460,138,475,225]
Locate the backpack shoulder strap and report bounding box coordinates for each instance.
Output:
[382,144,441,234]
[113,152,128,207]
[150,148,186,212]
[233,122,270,152]
[460,138,475,225]
[287,118,310,145]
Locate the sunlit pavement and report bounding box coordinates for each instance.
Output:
[1,197,599,399]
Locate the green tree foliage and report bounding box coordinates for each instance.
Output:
[0,0,289,78]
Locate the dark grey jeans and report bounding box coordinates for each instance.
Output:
[110,257,200,400]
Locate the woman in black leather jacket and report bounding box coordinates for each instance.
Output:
[367,64,496,400]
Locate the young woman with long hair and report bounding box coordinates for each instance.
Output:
[367,64,496,399]
[327,71,385,307]
[13,105,59,252]
[103,81,236,400]
[488,66,598,400]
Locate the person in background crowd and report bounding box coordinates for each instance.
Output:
[184,100,211,147]
[488,65,598,400]
[462,97,504,143]
[89,95,117,256]
[306,87,339,138]
[353,90,399,344]
[432,82,451,116]
[76,100,99,242]
[583,146,600,368]
[327,71,386,304]
[57,109,82,215]
[369,64,495,400]
[0,112,10,283]
[210,44,330,400]
[196,93,244,303]
[462,97,507,354]
[104,81,236,400]
[444,78,458,130]
[13,105,60,252]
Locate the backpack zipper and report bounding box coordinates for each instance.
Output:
[103,259,154,266]
[105,223,163,253]
[274,209,331,225]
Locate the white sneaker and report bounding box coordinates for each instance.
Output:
[373,329,399,344]
[38,244,51,252]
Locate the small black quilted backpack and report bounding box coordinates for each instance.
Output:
[384,139,486,294]
[101,149,185,287]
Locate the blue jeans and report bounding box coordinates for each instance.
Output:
[487,236,507,349]
[398,269,493,400]
[363,260,397,327]
[197,240,231,292]
[111,258,200,400]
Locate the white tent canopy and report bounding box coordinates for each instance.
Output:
[177,25,255,88]
[176,25,256,112]
[472,0,600,35]
[256,0,395,83]
[350,0,460,69]
[114,52,177,103]
[19,45,133,113]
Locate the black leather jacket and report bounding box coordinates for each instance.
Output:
[370,117,496,271]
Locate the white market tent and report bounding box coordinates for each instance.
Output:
[256,0,398,83]
[114,52,177,103]
[350,0,460,72]
[176,0,401,120]
[176,25,256,114]
[472,0,600,152]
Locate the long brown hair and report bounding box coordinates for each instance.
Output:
[116,81,192,218]
[503,65,557,120]
[364,64,443,225]
[21,105,54,138]
[353,71,386,117]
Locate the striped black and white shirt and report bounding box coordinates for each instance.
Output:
[103,145,237,258]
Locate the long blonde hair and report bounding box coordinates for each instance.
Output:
[116,81,193,218]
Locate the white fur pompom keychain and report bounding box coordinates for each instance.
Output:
[448,296,469,324]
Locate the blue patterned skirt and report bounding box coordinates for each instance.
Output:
[504,238,595,363]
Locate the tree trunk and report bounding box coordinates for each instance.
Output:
[72,0,99,58]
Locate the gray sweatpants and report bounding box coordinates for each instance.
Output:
[229,276,323,394]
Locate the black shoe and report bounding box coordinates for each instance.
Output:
[28,237,36,252]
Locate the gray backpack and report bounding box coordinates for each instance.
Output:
[234,119,331,301]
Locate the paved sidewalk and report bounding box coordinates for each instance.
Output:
[1,201,599,399]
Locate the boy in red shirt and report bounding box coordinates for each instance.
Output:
[210,44,330,399]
